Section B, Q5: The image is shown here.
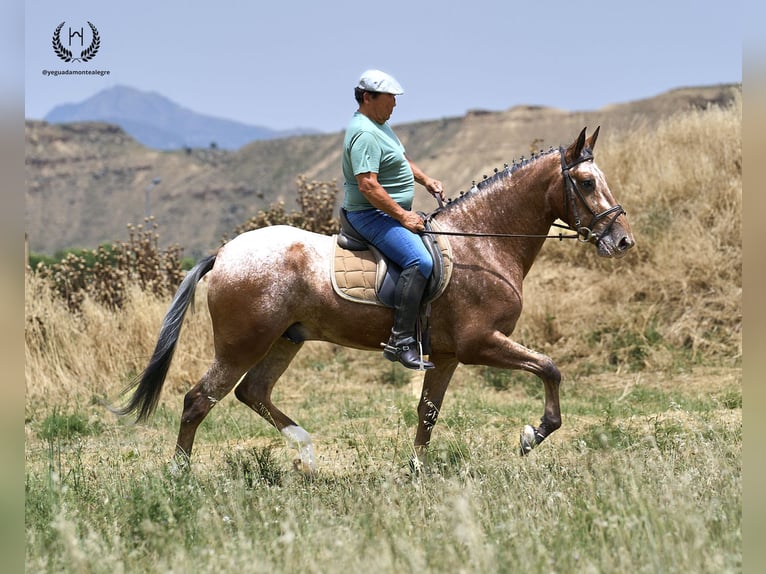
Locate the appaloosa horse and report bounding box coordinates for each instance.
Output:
[117,127,634,472]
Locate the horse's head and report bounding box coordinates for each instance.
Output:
[559,127,635,258]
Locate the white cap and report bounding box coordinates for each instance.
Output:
[356,69,404,95]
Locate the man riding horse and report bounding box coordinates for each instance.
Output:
[115,75,634,471]
[341,69,445,370]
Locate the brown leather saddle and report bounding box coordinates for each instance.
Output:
[331,208,453,309]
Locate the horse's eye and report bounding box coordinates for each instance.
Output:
[580,179,595,191]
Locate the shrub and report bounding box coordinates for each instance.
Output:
[33,219,185,312]
[226,175,339,240]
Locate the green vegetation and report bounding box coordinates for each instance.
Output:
[37,409,102,442]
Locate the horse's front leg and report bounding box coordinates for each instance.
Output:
[461,331,562,456]
[411,358,459,472]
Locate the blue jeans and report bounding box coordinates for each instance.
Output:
[345,209,433,278]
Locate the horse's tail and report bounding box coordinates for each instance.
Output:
[114,254,217,422]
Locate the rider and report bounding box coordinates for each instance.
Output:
[342,69,445,370]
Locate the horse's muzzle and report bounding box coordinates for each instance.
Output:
[596,227,635,258]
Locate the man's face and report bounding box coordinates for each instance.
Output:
[366,92,396,123]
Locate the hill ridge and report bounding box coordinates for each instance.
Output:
[26,83,740,258]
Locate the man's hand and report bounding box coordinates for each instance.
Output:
[399,211,425,233]
[407,156,445,202]
[424,177,445,202]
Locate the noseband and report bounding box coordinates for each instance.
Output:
[559,147,625,244]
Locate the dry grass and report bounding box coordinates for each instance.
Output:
[517,96,741,372]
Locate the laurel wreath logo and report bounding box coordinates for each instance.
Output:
[52,22,73,62]
[52,21,100,63]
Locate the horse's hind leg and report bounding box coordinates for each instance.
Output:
[175,357,248,463]
[233,338,315,473]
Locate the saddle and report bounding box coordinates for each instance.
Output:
[331,208,453,309]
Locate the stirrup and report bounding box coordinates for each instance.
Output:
[381,341,435,370]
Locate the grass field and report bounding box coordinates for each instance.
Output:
[25,99,741,572]
[24,344,741,573]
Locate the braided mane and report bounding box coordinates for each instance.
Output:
[440,146,559,211]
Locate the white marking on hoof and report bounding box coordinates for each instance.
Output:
[519,424,537,456]
[409,456,424,475]
[281,425,316,474]
[169,453,190,475]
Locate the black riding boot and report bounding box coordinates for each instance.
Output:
[383,266,435,370]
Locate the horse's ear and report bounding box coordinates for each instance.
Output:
[566,127,588,163]
[586,126,600,151]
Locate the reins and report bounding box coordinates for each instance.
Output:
[420,222,579,241]
[422,148,624,243]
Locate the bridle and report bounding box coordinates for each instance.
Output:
[559,147,625,244]
[423,148,625,243]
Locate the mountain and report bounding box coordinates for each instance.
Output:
[43,85,319,150]
[26,83,740,259]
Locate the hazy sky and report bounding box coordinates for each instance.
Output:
[24,0,741,133]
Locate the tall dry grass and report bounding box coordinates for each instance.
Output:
[517,96,741,372]
[24,275,214,418]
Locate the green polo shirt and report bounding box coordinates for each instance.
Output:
[342,111,415,211]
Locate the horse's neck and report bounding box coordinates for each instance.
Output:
[440,158,558,275]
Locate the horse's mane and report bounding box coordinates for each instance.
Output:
[438,146,559,212]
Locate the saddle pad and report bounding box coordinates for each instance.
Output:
[331,240,386,306]
[330,221,453,307]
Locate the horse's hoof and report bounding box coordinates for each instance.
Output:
[519,424,537,456]
[292,458,316,476]
[409,456,425,476]
[169,456,191,475]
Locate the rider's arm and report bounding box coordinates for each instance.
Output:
[406,157,444,201]
[355,172,424,233]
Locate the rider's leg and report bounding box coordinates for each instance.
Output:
[383,264,434,369]
[345,209,434,370]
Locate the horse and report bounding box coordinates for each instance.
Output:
[116,127,634,472]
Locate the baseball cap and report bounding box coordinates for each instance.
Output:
[356,69,404,95]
